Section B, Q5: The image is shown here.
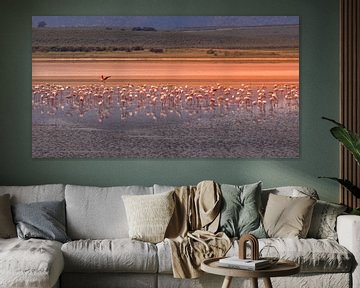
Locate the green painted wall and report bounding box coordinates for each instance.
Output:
[0,0,340,202]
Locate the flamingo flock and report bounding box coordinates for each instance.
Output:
[32,82,299,124]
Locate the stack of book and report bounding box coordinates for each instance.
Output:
[218,257,271,270]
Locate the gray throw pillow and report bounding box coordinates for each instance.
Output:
[12,200,70,243]
[218,182,266,238]
[0,194,17,238]
[307,200,347,240]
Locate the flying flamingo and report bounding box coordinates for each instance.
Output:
[100,75,111,82]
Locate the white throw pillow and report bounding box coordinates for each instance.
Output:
[122,191,175,243]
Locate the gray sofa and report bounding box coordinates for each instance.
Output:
[0,184,359,288]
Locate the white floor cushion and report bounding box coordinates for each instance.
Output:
[0,238,63,288]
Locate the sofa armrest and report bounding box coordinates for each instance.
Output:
[337,215,360,288]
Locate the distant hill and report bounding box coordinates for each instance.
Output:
[32,16,299,29]
[32,24,299,56]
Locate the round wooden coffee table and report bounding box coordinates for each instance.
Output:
[201,257,300,288]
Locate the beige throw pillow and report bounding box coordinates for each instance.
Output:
[263,193,316,238]
[122,191,175,243]
[0,194,17,238]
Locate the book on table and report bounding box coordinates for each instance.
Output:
[218,257,271,270]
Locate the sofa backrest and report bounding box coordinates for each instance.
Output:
[153,184,176,194]
[0,184,65,204]
[65,184,154,240]
[1,184,320,240]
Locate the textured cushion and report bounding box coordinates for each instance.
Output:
[12,200,70,243]
[308,200,347,240]
[0,238,64,288]
[122,191,175,243]
[61,239,158,273]
[263,193,316,238]
[218,182,266,238]
[65,185,153,239]
[0,194,16,238]
[0,184,65,204]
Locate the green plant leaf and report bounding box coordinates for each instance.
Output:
[318,177,360,198]
[322,116,344,127]
[351,208,360,215]
[330,127,360,165]
[322,117,360,165]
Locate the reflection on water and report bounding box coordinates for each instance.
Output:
[32,82,299,129]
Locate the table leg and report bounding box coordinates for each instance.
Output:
[251,278,258,288]
[263,277,273,288]
[221,276,233,288]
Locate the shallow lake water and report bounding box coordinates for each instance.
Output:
[32,59,299,158]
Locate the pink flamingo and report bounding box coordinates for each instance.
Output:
[100,75,111,82]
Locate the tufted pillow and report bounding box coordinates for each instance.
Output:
[122,191,175,243]
[263,193,316,238]
[0,194,16,238]
[218,182,266,238]
[307,200,347,240]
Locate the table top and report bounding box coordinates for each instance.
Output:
[201,257,300,278]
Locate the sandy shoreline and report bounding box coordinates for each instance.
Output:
[32,110,299,158]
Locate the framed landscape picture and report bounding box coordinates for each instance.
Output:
[32,16,299,158]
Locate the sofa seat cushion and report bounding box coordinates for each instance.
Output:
[231,238,353,273]
[157,238,354,274]
[0,238,64,288]
[61,239,158,273]
[260,238,353,272]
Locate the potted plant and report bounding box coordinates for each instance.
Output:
[320,117,360,215]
